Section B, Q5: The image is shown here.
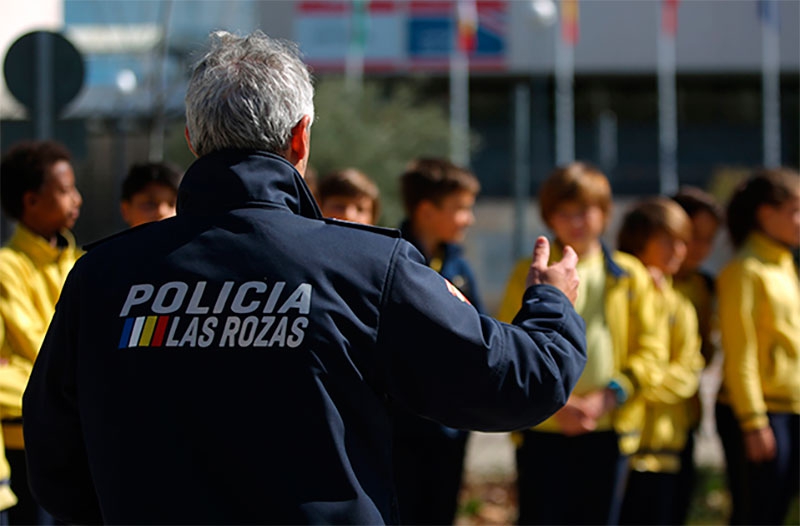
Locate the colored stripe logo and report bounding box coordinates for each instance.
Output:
[119,316,170,349]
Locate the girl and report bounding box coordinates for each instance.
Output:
[715,168,800,525]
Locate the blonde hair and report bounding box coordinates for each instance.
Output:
[539,162,612,230]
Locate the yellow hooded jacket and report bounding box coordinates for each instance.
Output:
[498,244,666,454]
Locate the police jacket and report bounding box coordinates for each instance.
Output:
[23,150,586,525]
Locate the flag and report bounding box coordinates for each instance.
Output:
[758,0,779,31]
[560,0,579,46]
[456,0,478,53]
[662,0,680,37]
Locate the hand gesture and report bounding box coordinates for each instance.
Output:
[526,236,580,305]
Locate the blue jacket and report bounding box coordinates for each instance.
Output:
[23,150,586,525]
[393,221,484,440]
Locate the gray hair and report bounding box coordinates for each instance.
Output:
[185,30,315,157]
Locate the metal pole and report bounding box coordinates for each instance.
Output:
[554,27,574,166]
[34,31,54,140]
[346,0,366,94]
[657,8,678,195]
[513,81,532,260]
[450,46,470,167]
[761,4,781,168]
[149,0,173,162]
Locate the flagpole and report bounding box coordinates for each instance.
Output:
[658,0,679,195]
[346,0,367,94]
[555,0,576,166]
[450,0,474,167]
[761,0,781,168]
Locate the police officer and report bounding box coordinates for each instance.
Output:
[23,30,586,525]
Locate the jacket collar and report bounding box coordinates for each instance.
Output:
[177,150,321,219]
[7,223,76,265]
[746,231,796,265]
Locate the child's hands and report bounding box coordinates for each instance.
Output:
[745,426,776,463]
[526,236,580,305]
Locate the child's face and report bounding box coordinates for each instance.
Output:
[27,159,82,235]
[120,182,177,228]
[419,189,476,244]
[759,190,800,248]
[681,210,720,272]
[320,195,375,225]
[639,231,687,277]
[548,201,605,256]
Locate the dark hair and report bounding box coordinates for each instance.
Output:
[121,162,183,202]
[726,167,800,249]
[671,186,723,223]
[617,196,692,256]
[539,162,612,230]
[0,140,72,220]
[318,168,381,222]
[400,158,480,216]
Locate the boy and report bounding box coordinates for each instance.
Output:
[0,140,83,524]
[616,197,704,525]
[317,168,380,225]
[497,162,665,525]
[392,157,483,525]
[120,161,183,228]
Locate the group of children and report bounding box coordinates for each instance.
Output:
[0,141,183,524]
[497,163,799,526]
[0,138,798,526]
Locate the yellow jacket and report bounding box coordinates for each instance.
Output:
[630,281,703,473]
[716,232,800,431]
[0,320,18,511]
[0,224,83,419]
[498,245,666,454]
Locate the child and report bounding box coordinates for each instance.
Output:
[714,168,800,525]
[616,197,704,525]
[392,157,483,526]
[317,168,380,225]
[497,161,665,525]
[0,140,83,525]
[671,186,723,524]
[120,161,183,228]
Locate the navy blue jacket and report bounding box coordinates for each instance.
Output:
[23,150,586,525]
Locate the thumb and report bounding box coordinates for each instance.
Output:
[532,236,550,269]
[560,245,578,267]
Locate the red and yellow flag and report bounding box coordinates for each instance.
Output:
[560,0,579,46]
[662,0,680,37]
[456,0,479,53]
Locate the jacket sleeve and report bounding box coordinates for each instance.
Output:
[615,257,669,402]
[22,268,104,525]
[0,257,50,364]
[376,241,587,432]
[643,289,704,405]
[717,261,769,431]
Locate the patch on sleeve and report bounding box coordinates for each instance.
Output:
[444,277,472,305]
